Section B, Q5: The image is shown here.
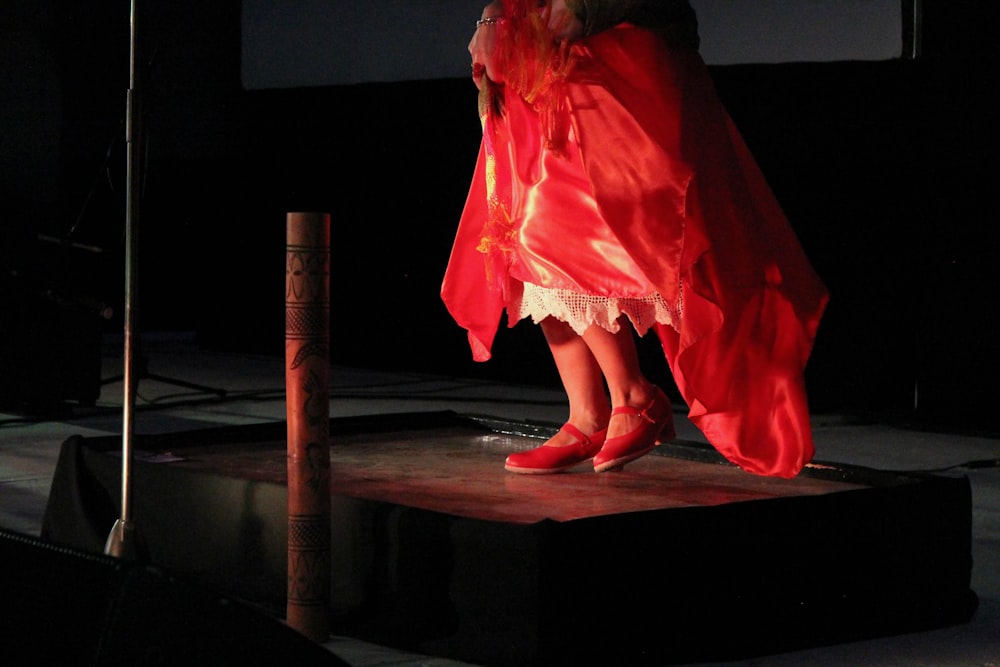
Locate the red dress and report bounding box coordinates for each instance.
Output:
[442,24,829,478]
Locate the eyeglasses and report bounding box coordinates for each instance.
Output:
[476,16,504,28]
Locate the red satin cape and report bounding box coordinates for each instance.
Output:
[441,25,829,478]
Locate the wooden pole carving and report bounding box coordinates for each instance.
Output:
[285,212,331,641]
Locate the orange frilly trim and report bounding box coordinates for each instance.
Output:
[496,0,575,153]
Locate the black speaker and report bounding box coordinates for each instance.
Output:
[0,529,346,666]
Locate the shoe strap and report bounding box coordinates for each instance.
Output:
[560,423,591,445]
[610,393,662,424]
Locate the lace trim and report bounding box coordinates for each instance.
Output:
[512,282,679,336]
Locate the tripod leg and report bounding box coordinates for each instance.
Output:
[143,373,227,397]
[101,356,227,397]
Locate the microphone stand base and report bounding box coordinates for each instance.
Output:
[104,518,147,561]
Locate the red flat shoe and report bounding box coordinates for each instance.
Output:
[593,387,675,473]
[505,424,608,474]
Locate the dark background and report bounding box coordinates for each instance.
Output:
[1,1,995,432]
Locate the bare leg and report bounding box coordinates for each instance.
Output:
[580,320,658,440]
[506,316,669,473]
[539,317,611,445]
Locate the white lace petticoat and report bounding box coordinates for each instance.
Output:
[512,281,678,336]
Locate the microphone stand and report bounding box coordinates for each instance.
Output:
[105,0,143,560]
[103,0,227,559]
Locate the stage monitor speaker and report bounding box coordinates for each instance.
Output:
[0,529,346,666]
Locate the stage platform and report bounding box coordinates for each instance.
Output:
[40,411,977,666]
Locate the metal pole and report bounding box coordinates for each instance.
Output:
[904,0,923,60]
[105,0,142,559]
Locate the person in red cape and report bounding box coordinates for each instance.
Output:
[441,0,829,478]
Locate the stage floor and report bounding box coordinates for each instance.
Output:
[162,415,869,522]
[40,411,977,666]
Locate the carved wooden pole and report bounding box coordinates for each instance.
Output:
[285,212,331,641]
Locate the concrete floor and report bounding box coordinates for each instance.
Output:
[1,335,998,665]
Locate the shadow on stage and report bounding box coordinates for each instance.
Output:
[38,411,977,666]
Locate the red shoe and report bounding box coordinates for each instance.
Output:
[505,424,608,474]
[593,387,675,473]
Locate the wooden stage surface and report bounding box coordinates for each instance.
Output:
[161,415,868,524]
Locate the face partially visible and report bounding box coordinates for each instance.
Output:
[469,1,506,89]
